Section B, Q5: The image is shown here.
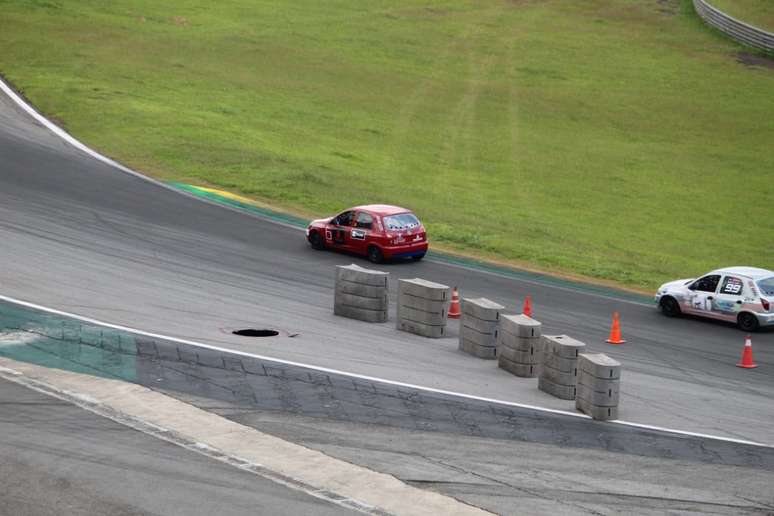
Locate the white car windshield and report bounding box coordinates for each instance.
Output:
[383,213,420,231]
[757,276,774,296]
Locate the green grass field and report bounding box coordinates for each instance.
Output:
[1,0,772,290]
[707,0,774,31]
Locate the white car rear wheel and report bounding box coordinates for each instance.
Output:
[737,312,759,332]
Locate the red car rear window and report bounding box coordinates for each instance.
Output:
[383,213,420,231]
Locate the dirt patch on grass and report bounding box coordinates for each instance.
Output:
[171,16,189,26]
[737,52,774,70]
[656,0,680,15]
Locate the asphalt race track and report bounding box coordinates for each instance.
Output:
[1,87,772,444]
[2,79,774,513]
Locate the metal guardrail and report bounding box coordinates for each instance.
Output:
[693,0,774,53]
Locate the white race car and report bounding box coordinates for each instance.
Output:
[655,266,774,332]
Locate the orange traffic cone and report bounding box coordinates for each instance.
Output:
[606,312,626,344]
[522,295,533,318]
[448,287,461,319]
[736,335,758,369]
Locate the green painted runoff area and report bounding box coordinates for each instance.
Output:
[707,0,774,31]
[0,301,138,381]
[0,1,772,289]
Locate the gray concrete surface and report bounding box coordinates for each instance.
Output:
[196,401,774,515]
[0,79,773,451]
[4,321,774,515]
[0,376,352,516]
[6,323,771,470]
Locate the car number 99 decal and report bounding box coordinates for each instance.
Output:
[721,277,743,295]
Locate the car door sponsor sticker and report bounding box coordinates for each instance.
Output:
[351,229,366,240]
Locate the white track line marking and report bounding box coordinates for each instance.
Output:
[0,76,302,232]
[2,293,772,449]
[0,78,145,178]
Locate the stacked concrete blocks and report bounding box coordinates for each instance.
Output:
[396,278,451,338]
[334,264,389,323]
[459,298,504,359]
[539,335,586,400]
[497,314,542,377]
[576,353,621,421]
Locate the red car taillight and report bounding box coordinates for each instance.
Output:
[762,298,771,311]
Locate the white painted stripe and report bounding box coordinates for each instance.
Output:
[0,76,302,232]
[2,292,772,449]
[0,77,145,179]
[605,420,771,447]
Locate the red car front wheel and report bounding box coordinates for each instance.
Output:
[309,231,325,250]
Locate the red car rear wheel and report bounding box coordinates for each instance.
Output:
[367,245,384,264]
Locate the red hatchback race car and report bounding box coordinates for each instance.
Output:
[306,205,428,263]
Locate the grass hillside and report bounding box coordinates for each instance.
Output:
[707,0,774,31]
[1,0,772,289]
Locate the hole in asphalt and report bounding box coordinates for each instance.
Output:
[232,329,280,337]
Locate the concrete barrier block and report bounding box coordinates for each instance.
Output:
[577,374,619,394]
[334,304,388,323]
[461,298,503,322]
[397,305,447,326]
[459,325,496,348]
[398,278,450,301]
[542,335,586,358]
[576,382,619,406]
[541,363,577,386]
[576,397,618,421]
[399,294,448,314]
[334,292,389,311]
[578,353,621,380]
[460,339,497,359]
[336,264,389,287]
[497,332,541,352]
[542,353,577,373]
[500,314,542,338]
[461,314,499,335]
[538,376,576,400]
[498,345,541,365]
[336,280,388,299]
[498,355,539,378]
[397,318,445,338]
